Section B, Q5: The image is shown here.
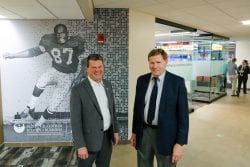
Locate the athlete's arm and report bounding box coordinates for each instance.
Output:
[70,55,87,88]
[3,45,45,59]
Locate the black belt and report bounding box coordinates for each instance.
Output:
[103,128,110,133]
[143,122,158,129]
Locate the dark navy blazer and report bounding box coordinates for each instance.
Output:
[132,71,189,156]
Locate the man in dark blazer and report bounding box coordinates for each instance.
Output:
[70,54,119,167]
[237,59,249,96]
[130,48,189,167]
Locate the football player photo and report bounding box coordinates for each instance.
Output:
[4,23,85,129]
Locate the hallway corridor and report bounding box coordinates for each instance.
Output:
[112,92,250,167]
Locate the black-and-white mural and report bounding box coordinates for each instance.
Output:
[0,8,128,143]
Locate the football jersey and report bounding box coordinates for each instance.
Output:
[39,34,84,73]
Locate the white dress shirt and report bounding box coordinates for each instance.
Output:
[144,71,166,125]
[88,76,111,131]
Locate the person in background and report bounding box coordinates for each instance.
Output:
[70,54,119,167]
[130,48,189,167]
[237,59,249,96]
[227,58,238,96]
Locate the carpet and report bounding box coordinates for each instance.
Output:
[0,144,77,166]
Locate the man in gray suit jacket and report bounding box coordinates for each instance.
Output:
[70,54,119,167]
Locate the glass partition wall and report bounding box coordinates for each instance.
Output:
[155,22,234,103]
[192,39,228,102]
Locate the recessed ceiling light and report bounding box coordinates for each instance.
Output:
[241,20,250,25]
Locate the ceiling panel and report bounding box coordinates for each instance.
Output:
[165,0,207,10]
[184,4,225,17]
[0,6,22,18]
[154,0,171,2]
[169,14,213,28]
[158,10,188,17]
[0,0,249,39]
[186,10,237,25]
[206,15,239,25]
[220,6,250,20]
[94,0,158,8]
[93,0,118,6]
[135,4,176,15]
[230,28,250,39]
[39,0,84,19]
[213,0,250,9]
[168,14,233,36]
[170,14,207,24]
[0,0,55,19]
[204,0,228,3]
[226,22,250,33]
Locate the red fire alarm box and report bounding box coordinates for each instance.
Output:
[96,34,105,44]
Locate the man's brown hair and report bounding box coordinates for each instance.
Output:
[87,54,103,67]
[148,48,168,60]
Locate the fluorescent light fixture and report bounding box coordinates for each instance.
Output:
[212,44,223,51]
[157,41,178,44]
[241,20,250,25]
[155,32,194,37]
[0,15,6,18]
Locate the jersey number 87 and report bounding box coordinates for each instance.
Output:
[51,48,73,65]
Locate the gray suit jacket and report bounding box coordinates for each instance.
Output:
[70,78,118,151]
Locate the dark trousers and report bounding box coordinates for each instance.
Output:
[77,132,112,167]
[137,127,176,167]
[237,77,248,94]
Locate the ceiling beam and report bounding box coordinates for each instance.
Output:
[76,0,94,21]
[156,17,197,32]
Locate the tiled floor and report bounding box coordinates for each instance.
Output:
[0,111,3,145]
[0,128,3,145]
[111,91,250,167]
[0,146,77,166]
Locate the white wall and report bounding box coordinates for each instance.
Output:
[235,40,250,88]
[128,10,155,139]
[0,68,3,144]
